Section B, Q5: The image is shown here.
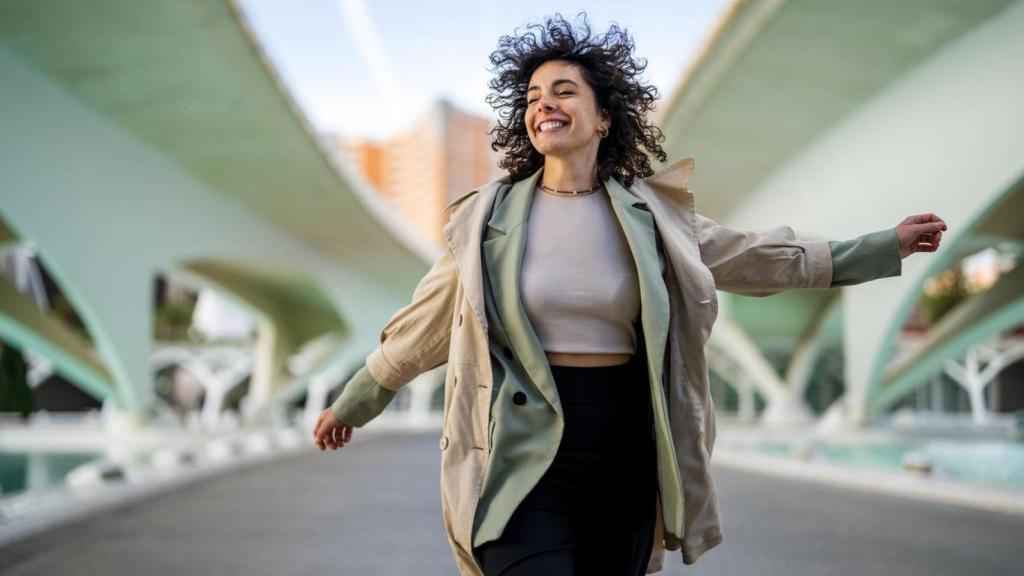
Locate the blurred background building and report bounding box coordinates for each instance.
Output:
[327,99,505,249]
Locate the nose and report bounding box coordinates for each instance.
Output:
[536,95,556,112]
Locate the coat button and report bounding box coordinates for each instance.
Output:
[503,347,514,360]
[453,375,457,387]
[512,391,527,405]
[440,436,449,450]
[458,313,463,326]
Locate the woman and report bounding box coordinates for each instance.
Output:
[312,13,947,576]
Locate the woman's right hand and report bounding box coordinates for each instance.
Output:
[312,408,353,451]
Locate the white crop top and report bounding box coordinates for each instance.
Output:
[520,185,642,354]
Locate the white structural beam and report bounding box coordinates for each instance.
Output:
[0,43,402,426]
[726,3,1024,427]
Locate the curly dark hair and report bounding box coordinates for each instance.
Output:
[485,12,668,188]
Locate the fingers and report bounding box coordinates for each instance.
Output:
[909,212,946,226]
[315,421,328,451]
[313,412,335,451]
[901,217,947,256]
[899,214,947,232]
[333,425,353,449]
[312,412,325,441]
[910,221,947,237]
[324,425,353,451]
[313,422,353,452]
[912,230,942,252]
[311,407,356,452]
[317,427,337,451]
[897,214,950,259]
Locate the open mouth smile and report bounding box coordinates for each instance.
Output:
[537,120,569,134]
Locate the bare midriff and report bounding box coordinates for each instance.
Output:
[545,351,633,367]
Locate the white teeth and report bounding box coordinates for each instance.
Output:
[539,121,567,133]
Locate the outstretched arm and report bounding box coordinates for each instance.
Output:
[696,212,947,296]
[334,248,458,424]
[314,248,459,450]
[696,213,833,297]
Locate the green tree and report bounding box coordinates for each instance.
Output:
[921,266,970,324]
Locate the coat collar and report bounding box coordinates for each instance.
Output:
[483,165,542,235]
[441,156,700,340]
[484,165,653,234]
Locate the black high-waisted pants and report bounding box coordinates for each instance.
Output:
[472,353,659,575]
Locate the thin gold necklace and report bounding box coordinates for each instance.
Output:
[539,181,603,197]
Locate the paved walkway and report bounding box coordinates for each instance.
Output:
[1,430,1022,575]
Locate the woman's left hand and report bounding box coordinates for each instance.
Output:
[895,213,948,259]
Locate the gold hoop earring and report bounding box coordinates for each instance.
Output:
[597,126,609,138]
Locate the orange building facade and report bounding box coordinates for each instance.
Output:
[332,100,505,249]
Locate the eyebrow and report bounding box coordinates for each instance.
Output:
[527,79,579,93]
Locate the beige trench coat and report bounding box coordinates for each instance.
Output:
[331,156,846,574]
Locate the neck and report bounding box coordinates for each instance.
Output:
[541,152,600,191]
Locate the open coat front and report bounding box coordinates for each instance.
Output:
[330,156,902,575]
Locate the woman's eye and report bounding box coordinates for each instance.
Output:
[527,92,572,105]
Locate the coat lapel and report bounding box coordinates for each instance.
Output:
[633,156,719,340]
[604,175,672,401]
[480,167,565,419]
[443,176,510,335]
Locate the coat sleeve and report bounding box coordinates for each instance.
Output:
[827,227,903,287]
[330,248,459,426]
[695,212,834,296]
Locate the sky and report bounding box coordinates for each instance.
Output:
[234,0,731,141]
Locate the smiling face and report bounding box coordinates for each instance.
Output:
[524,59,610,159]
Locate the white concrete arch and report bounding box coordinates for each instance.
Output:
[725,3,1024,427]
[0,1,441,429]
